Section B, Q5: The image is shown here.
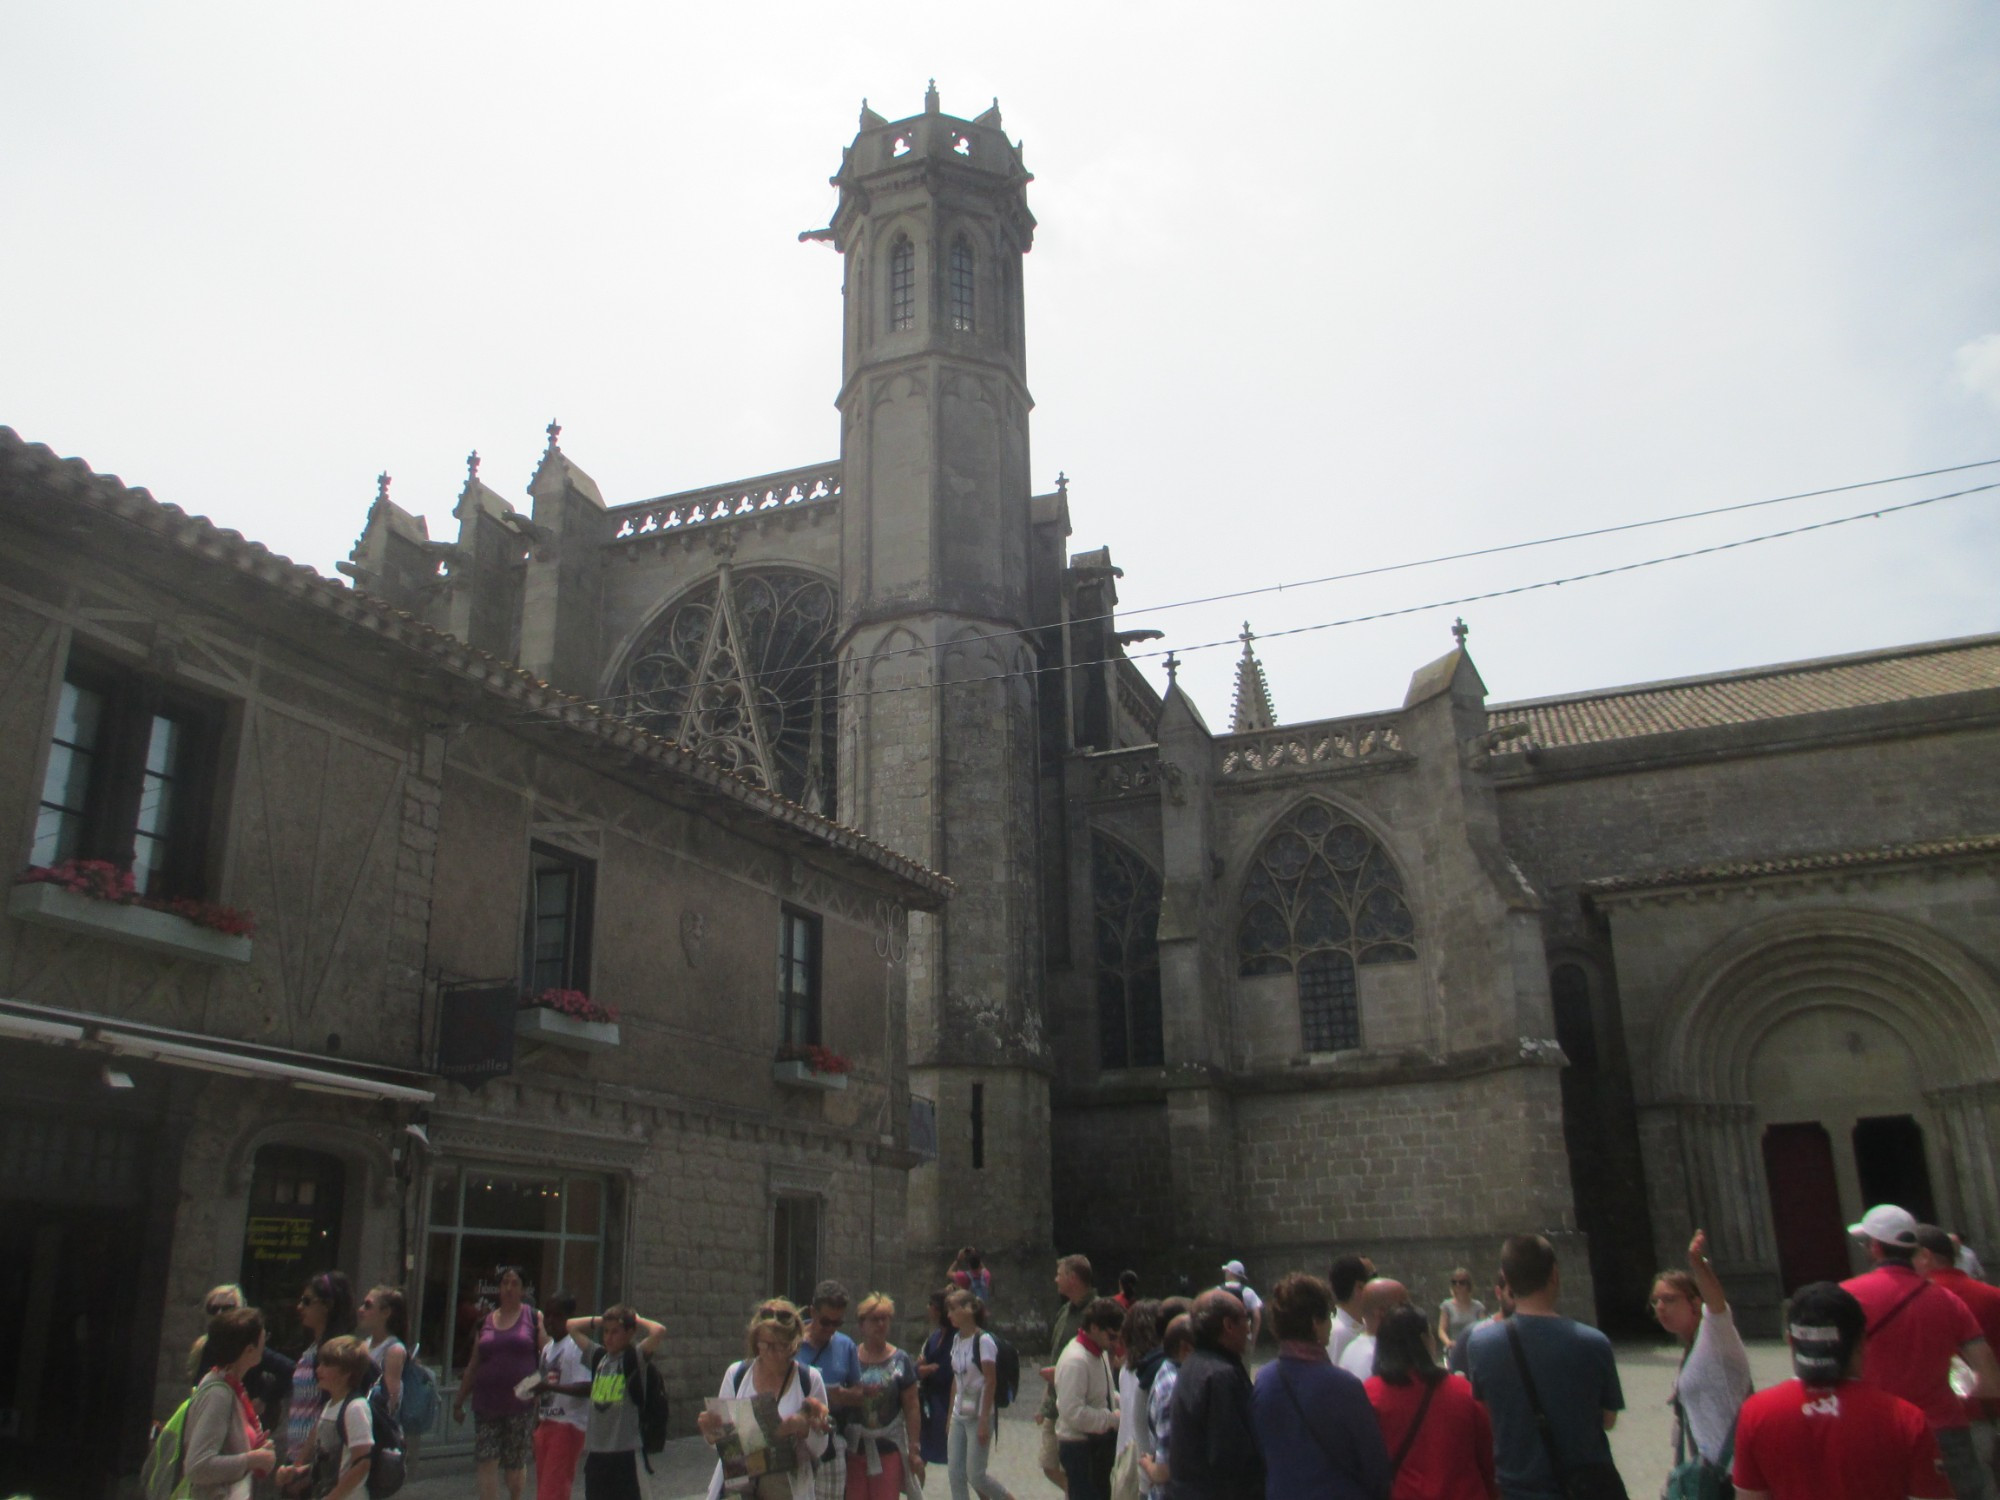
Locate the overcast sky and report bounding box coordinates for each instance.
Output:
[6,2,1998,725]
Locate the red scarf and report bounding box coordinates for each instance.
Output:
[1076,1332,1107,1358]
[223,1371,265,1449]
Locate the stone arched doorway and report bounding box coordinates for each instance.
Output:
[1650,910,2000,1318]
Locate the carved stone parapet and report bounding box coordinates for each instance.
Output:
[1217,717,1409,780]
[608,463,841,544]
[1084,746,1163,802]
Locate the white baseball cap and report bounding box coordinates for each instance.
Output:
[1221,1259,1247,1279]
[1848,1204,1919,1247]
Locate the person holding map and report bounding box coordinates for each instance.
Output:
[699,1298,832,1500]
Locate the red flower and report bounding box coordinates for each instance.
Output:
[15,861,255,936]
[777,1042,852,1075]
[523,988,618,1025]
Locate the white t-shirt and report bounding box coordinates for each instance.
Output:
[540,1334,590,1429]
[1328,1306,1364,1366]
[1673,1305,1754,1463]
[315,1396,374,1476]
[951,1331,999,1418]
[1338,1333,1377,1380]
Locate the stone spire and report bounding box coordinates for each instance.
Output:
[1231,623,1278,732]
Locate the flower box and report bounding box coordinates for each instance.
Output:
[514,1006,620,1052]
[772,1059,848,1091]
[8,881,253,966]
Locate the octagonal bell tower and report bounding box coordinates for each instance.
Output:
[823,85,1052,1297]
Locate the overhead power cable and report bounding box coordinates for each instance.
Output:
[572,454,2000,713]
[522,476,1998,723]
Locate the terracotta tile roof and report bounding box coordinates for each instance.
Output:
[1488,634,2000,750]
[0,427,952,904]
[1583,832,2000,897]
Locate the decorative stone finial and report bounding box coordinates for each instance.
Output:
[1451,616,1469,647]
[466,450,481,482]
[376,471,391,504]
[924,79,940,113]
[1164,650,1179,686]
[1231,623,1278,733]
[545,418,562,450]
[1055,471,1069,496]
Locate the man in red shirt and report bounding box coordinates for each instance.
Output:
[1735,1280,1950,1500]
[1843,1204,2000,1500]
[1917,1223,2000,1484]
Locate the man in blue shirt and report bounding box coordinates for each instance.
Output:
[1466,1235,1624,1500]
[798,1279,863,1498]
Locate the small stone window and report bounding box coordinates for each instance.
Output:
[889,235,915,332]
[1093,833,1164,1069]
[779,907,822,1048]
[524,844,594,994]
[948,237,975,332]
[1236,800,1416,1052]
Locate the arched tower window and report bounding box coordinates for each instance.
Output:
[617,570,838,813]
[948,237,975,332]
[1092,832,1163,1070]
[889,235,915,332]
[1236,802,1416,1053]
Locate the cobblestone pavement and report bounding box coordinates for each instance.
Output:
[399,1340,1795,1500]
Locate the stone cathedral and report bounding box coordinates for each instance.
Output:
[349,86,2000,1333]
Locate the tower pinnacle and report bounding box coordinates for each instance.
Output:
[1231,623,1278,733]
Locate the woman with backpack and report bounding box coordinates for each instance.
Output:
[358,1288,409,1414]
[945,1288,1017,1500]
[451,1266,544,1500]
[1364,1305,1496,1500]
[183,1306,280,1500]
[697,1298,831,1500]
[564,1304,667,1500]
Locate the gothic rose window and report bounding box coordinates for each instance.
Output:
[1236,801,1416,1052]
[619,570,838,813]
[948,237,975,332]
[1093,832,1163,1070]
[889,235,915,332]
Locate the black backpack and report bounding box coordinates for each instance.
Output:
[322,1391,405,1499]
[990,1334,1021,1409]
[595,1345,670,1471]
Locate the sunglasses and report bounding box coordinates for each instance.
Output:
[758,1306,801,1325]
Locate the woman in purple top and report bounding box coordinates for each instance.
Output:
[451,1267,545,1500]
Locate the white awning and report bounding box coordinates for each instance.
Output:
[0,1000,434,1103]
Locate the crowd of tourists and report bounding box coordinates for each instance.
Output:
[1015,1209,2000,1500]
[161,1207,2000,1500]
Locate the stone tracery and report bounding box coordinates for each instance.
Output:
[619,569,838,812]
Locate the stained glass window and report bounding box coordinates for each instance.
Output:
[1236,801,1416,1051]
[1093,833,1163,1069]
[619,571,838,813]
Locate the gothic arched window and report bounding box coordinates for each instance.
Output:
[889,235,915,332]
[618,570,838,813]
[948,237,975,332]
[1236,802,1416,1052]
[1093,833,1163,1069]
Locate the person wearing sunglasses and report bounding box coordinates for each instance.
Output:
[1437,1269,1486,1351]
[699,1298,831,1500]
[284,1273,357,1479]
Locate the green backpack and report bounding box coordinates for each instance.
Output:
[140,1394,196,1500]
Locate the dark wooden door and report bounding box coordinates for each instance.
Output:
[1763,1122,1853,1292]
